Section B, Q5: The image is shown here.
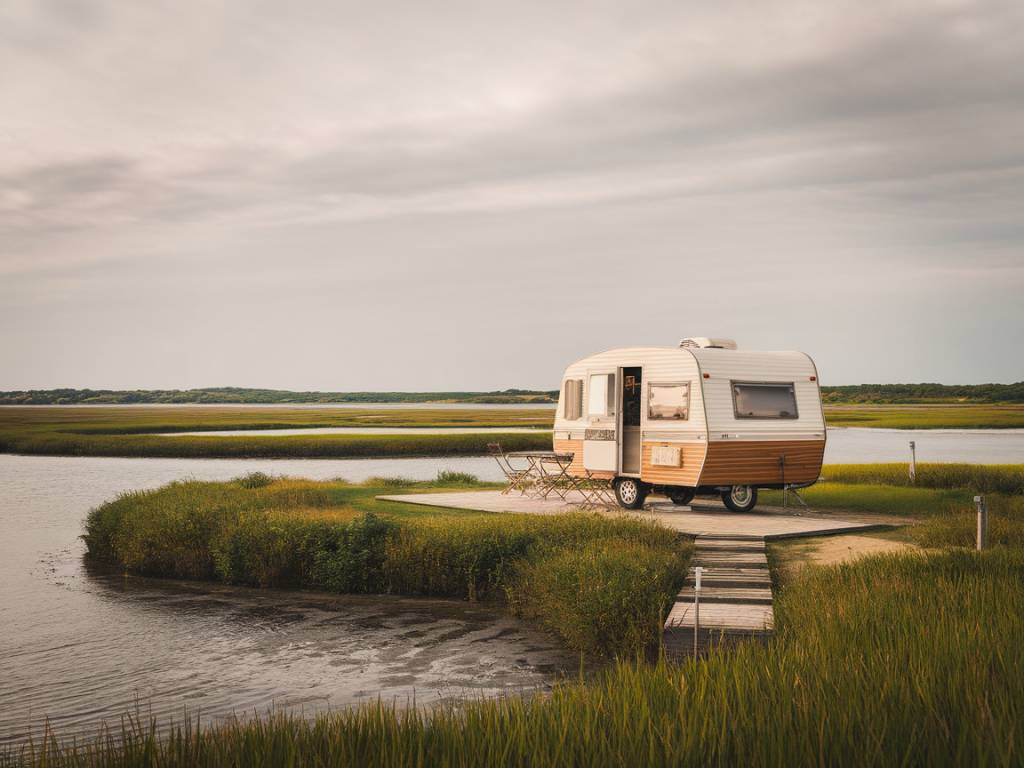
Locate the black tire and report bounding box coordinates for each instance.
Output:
[667,487,696,506]
[721,486,758,513]
[614,478,649,510]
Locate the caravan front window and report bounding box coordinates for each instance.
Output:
[587,373,616,418]
[648,382,690,420]
[732,382,798,419]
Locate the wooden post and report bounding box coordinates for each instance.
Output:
[908,441,917,483]
[975,495,987,551]
[693,566,702,659]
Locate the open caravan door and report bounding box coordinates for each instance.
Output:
[583,371,618,473]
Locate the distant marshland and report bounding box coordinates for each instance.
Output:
[0,404,1022,462]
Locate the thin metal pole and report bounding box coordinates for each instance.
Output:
[975,495,987,551]
[780,455,787,508]
[909,441,917,483]
[693,566,702,659]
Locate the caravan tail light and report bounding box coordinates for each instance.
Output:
[702,373,710,379]
[810,376,817,381]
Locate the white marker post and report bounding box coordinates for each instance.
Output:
[975,495,987,551]
[693,566,703,659]
[909,441,917,483]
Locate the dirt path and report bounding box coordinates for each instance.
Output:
[769,532,919,581]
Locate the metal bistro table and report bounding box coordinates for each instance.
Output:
[503,450,579,500]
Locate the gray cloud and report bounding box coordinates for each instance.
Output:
[0,0,1022,388]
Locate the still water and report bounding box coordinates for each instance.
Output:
[0,454,564,746]
[1,427,1020,744]
[825,427,1024,464]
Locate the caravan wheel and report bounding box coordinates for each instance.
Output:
[614,478,649,510]
[721,486,758,513]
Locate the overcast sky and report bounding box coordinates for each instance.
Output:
[1,0,1021,391]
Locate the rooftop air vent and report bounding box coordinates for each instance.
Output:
[679,337,738,350]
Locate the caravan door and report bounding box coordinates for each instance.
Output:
[583,370,618,472]
[620,366,642,475]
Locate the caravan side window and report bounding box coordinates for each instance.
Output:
[587,373,616,418]
[648,382,690,420]
[563,379,583,420]
[732,382,799,419]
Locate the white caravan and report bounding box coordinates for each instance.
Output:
[553,337,826,511]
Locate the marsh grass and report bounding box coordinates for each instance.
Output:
[9,549,1022,767]
[82,477,689,655]
[907,494,1024,549]
[762,481,972,516]
[0,429,551,460]
[234,471,274,489]
[823,404,1024,429]
[0,405,553,459]
[434,470,481,485]
[822,462,1024,495]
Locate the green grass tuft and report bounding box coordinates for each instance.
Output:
[234,471,275,489]
[434,470,481,485]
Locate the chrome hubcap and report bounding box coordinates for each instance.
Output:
[731,486,752,504]
[619,481,638,504]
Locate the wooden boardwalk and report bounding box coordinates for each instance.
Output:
[663,535,774,655]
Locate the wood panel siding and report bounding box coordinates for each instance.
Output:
[553,438,615,480]
[697,439,824,486]
[640,442,706,487]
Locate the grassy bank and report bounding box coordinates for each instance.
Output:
[0,429,551,459]
[82,475,690,657]
[822,403,1024,428]
[11,549,1022,767]
[0,406,553,458]
[821,462,1024,494]
[763,463,1024,553]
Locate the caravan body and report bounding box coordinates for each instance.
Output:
[553,339,825,510]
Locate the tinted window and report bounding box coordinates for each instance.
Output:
[732,382,798,419]
[648,382,690,420]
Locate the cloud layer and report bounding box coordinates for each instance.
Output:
[1,0,1022,388]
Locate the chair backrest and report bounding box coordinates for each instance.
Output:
[487,442,518,479]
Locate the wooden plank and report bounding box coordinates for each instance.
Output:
[697,439,825,486]
[695,539,767,549]
[665,601,774,631]
[675,587,773,604]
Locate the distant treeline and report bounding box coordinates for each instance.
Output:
[0,387,560,406]
[821,383,1024,404]
[2,382,1022,406]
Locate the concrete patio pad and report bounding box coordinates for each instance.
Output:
[375,490,883,539]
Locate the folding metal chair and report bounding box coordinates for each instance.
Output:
[577,471,617,509]
[488,443,533,495]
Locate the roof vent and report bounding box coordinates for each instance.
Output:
[679,337,737,350]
